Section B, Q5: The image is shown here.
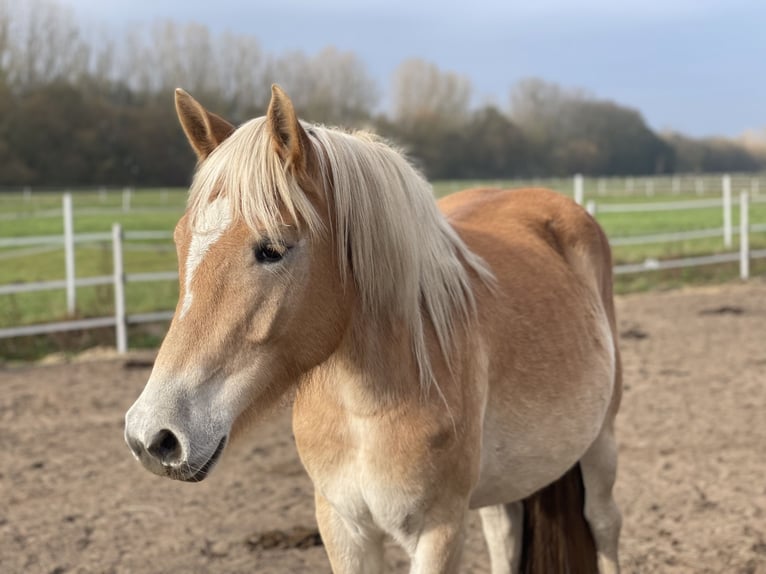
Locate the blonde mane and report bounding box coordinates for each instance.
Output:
[188,118,493,389]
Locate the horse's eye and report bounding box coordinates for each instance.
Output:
[254,242,286,264]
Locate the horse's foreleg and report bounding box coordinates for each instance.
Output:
[580,422,622,574]
[479,502,523,574]
[314,491,385,574]
[408,508,467,574]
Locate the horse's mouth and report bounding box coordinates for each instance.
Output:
[179,435,227,483]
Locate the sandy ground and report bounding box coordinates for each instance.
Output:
[1,279,766,573]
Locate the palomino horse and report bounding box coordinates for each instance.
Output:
[125,85,622,573]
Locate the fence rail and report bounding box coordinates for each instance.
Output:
[0,224,179,351]
[614,249,766,275]
[0,230,172,248]
[1,180,764,351]
[588,195,766,213]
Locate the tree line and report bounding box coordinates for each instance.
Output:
[0,0,764,187]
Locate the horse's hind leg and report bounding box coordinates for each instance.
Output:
[580,421,622,574]
[479,502,523,574]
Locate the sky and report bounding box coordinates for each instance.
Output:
[60,0,765,138]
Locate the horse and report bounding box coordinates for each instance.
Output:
[124,84,622,574]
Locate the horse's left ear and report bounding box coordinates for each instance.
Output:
[267,84,312,172]
[175,88,235,161]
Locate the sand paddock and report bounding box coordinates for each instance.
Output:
[2,280,765,573]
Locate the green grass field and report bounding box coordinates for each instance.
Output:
[1,180,765,358]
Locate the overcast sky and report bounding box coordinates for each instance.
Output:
[61,0,765,137]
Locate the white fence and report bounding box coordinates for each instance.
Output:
[580,191,766,277]
[1,180,765,351]
[0,223,176,352]
[580,172,763,199]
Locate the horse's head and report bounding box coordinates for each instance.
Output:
[124,86,352,481]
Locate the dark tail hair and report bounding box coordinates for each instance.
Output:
[520,463,598,574]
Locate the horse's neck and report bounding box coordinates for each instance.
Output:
[299,309,472,422]
[301,315,422,415]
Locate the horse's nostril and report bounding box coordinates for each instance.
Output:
[147,429,183,465]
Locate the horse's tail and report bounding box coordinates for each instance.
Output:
[519,463,598,574]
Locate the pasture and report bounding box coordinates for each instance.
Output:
[2,176,765,338]
[1,280,764,572]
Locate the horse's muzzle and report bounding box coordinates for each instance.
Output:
[125,426,227,482]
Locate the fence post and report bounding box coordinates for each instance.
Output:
[672,176,681,195]
[23,186,31,202]
[63,193,76,316]
[723,174,732,247]
[99,186,106,203]
[586,200,597,216]
[574,174,584,205]
[740,191,749,280]
[112,223,128,353]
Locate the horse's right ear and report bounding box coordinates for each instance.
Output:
[175,88,235,161]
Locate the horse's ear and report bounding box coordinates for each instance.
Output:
[267,84,312,172]
[175,88,235,160]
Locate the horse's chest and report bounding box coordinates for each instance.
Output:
[318,459,422,537]
[293,408,429,535]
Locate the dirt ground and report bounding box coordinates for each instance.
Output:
[2,279,766,573]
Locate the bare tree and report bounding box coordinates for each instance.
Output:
[391,58,472,128]
[268,46,378,125]
[0,0,11,78]
[119,21,270,117]
[139,21,218,96]
[216,32,268,117]
[509,78,588,145]
[4,0,90,87]
[267,50,314,112]
[307,47,379,124]
[89,34,116,87]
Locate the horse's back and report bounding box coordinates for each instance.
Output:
[441,187,608,274]
[439,187,620,507]
[440,186,615,338]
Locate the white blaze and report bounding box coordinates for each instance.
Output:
[180,197,232,319]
